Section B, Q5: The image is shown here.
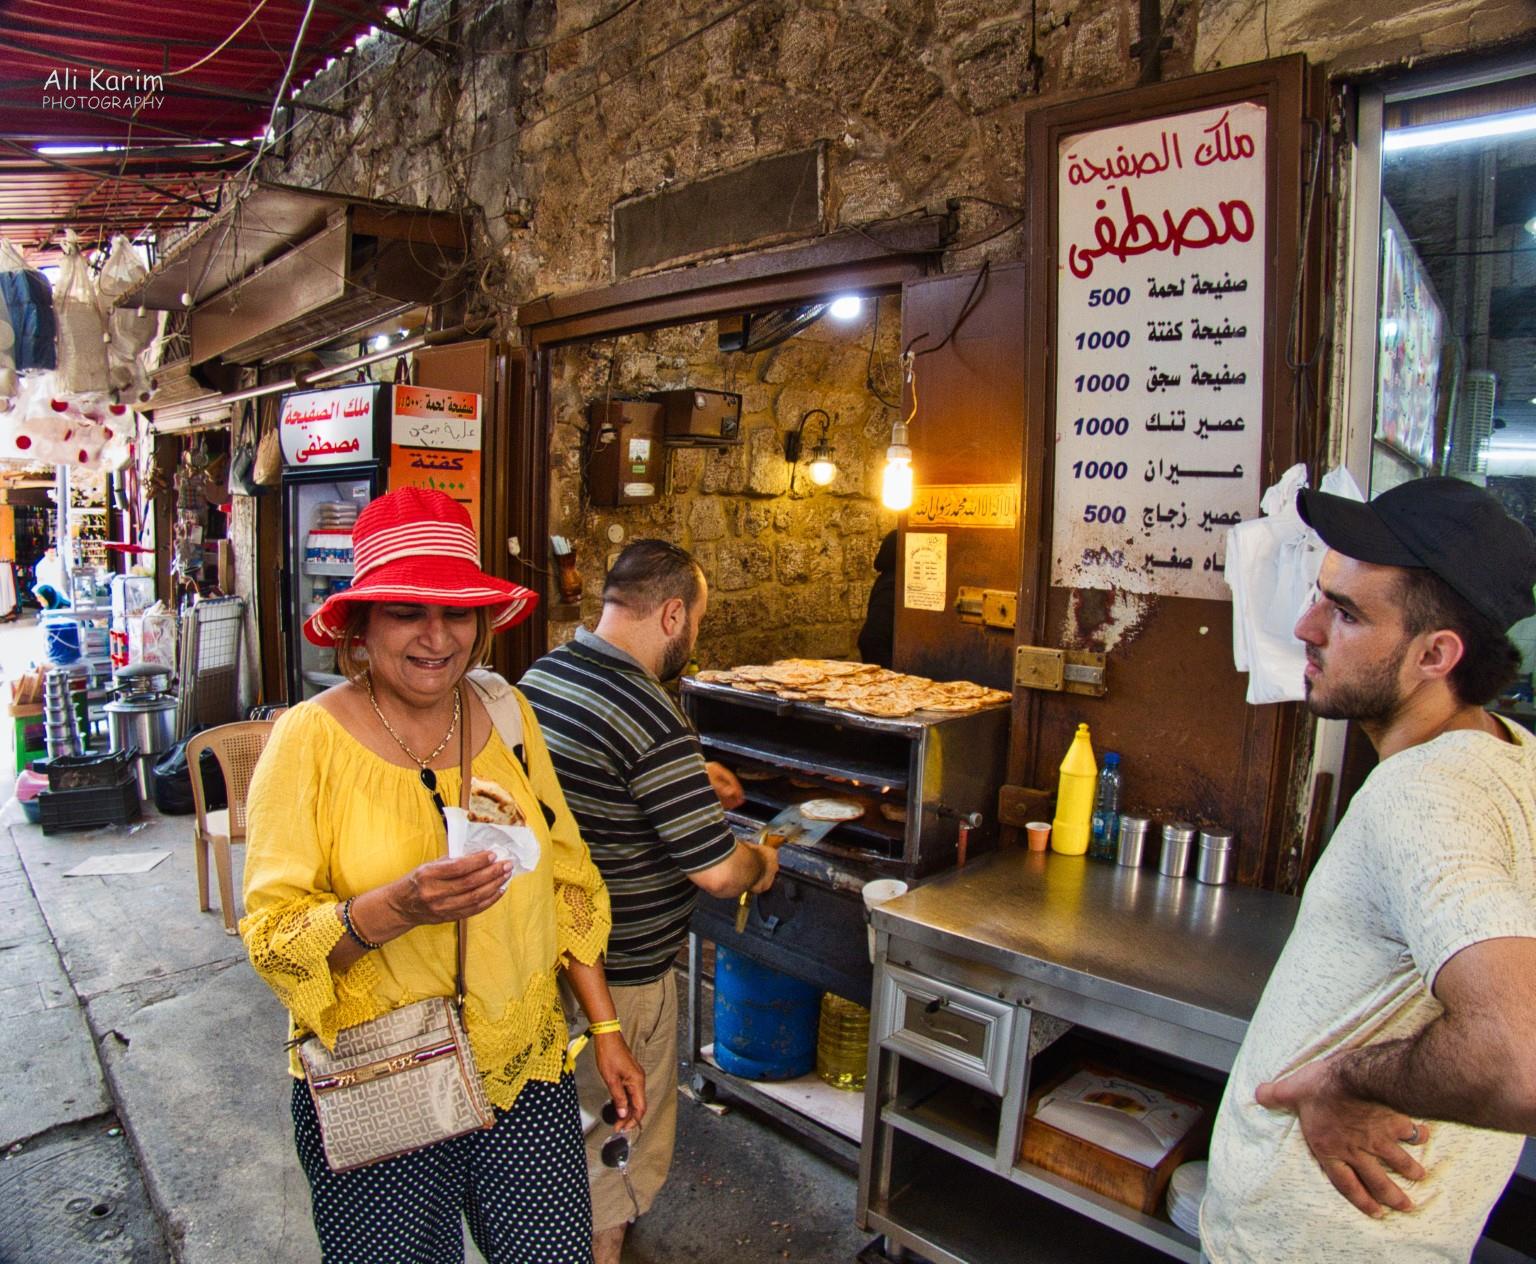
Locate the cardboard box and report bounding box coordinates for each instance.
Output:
[1019,1062,1210,1214]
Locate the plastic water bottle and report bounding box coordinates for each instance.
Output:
[1089,752,1122,861]
[1051,723,1097,855]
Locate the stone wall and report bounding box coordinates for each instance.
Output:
[544,298,901,665]
[271,0,1535,322]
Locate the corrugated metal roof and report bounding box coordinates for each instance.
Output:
[0,0,399,257]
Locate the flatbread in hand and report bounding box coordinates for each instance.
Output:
[468,777,524,826]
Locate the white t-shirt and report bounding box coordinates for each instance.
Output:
[1202,716,1536,1263]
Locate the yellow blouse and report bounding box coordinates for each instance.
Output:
[239,683,611,1110]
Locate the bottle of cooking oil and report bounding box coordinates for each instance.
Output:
[815,992,870,1091]
[1052,722,1097,855]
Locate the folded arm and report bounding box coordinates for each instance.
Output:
[1257,935,1536,1217]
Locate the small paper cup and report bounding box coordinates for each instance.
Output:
[862,879,910,962]
[1026,821,1051,852]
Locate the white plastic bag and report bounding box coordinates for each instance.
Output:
[99,237,155,395]
[54,237,109,395]
[1224,464,1363,704]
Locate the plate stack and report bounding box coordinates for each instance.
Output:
[315,500,359,529]
[1166,1160,1207,1238]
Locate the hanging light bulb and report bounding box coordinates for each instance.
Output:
[881,418,913,510]
[807,437,838,486]
[882,351,918,510]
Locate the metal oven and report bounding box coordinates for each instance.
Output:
[679,677,1008,1156]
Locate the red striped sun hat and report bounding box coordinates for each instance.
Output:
[303,488,538,647]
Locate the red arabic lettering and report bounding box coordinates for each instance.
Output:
[1066,186,1255,280]
[1066,132,1183,185]
[1194,110,1257,167]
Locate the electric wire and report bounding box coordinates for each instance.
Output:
[164,0,278,77]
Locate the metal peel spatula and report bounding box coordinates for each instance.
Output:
[734,806,805,932]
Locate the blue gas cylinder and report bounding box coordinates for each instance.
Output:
[712,946,820,1080]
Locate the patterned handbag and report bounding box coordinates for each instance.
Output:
[297,716,495,1171]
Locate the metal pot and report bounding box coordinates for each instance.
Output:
[105,695,177,799]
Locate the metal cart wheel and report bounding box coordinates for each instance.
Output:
[690,1072,717,1103]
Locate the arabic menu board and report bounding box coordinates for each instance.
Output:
[388,385,483,531]
[1051,102,1268,600]
[279,385,379,467]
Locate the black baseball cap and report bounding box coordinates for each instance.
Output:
[1297,477,1536,631]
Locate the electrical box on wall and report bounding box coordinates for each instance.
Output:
[588,400,663,507]
[651,388,741,444]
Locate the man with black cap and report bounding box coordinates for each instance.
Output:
[1202,477,1536,1262]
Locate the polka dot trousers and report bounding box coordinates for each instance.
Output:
[292,1074,593,1264]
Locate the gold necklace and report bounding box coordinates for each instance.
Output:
[364,673,460,768]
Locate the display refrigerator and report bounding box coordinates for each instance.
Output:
[277,382,391,703]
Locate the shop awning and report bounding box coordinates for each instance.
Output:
[0,0,411,257]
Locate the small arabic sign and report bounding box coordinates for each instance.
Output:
[388,386,484,530]
[903,532,948,613]
[1051,102,1268,600]
[909,484,1020,529]
[279,386,378,468]
[391,385,483,450]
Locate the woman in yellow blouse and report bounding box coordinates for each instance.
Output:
[242,488,643,1264]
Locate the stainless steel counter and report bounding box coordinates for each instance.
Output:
[872,848,1299,1071]
[860,850,1301,1264]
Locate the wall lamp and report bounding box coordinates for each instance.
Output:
[786,408,837,490]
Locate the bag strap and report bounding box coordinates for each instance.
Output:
[455,683,469,1011]
[466,670,525,768]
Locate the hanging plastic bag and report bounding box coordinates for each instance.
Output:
[0,239,57,372]
[99,237,156,396]
[54,236,109,395]
[1225,464,1364,704]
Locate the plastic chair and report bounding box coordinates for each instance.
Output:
[187,721,274,935]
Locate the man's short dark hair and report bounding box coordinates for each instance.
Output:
[1396,568,1522,706]
[603,539,703,615]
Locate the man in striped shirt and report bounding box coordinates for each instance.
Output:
[521,539,778,1264]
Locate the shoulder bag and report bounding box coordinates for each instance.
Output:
[296,714,495,1172]
[227,403,266,498]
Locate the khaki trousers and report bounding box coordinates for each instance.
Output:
[569,972,679,1233]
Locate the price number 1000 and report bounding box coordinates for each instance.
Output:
[1072,416,1129,436]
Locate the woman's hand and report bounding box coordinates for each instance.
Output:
[391,852,513,926]
[593,1032,647,1131]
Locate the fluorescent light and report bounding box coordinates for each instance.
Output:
[38,144,123,155]
[1383,108,1536,152]
[828,295,863,321]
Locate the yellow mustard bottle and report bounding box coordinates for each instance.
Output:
[1052,722,1097,855]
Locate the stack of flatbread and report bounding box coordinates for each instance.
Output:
[693,659,1011,719]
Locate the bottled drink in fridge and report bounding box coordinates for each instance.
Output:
[1052,722,1097,855]
[815,992,870,1091]
[1089,751,1122,861]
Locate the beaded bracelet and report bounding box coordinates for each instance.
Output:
[340,897,384,952]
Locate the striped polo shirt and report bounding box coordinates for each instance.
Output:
[520,629,737,986]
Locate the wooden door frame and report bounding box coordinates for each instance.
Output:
[510,222,946,668]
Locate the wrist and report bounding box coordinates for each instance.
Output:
[340,896,386,952]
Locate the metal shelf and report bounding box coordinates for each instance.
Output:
[302,562,355,577]
[700,734,908,792]
[866,1156,1182,1264]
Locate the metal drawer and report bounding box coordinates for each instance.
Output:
[876,962,1016,1094]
